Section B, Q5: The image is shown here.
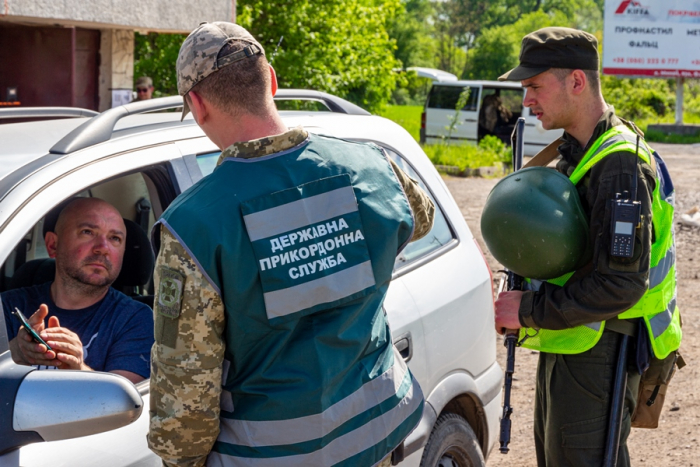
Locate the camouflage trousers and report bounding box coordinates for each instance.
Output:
[534,330,641,467]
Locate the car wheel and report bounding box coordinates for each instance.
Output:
[419,413,485,467]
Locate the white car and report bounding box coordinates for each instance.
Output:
[420,80,563,156]
[0,91,501,467]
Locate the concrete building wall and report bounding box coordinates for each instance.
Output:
[2,0,233,33]
[1,1,235,109]
[98,29,135,111]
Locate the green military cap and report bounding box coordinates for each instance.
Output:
[499,27,598,81]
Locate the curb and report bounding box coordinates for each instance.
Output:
[435,164,508,178]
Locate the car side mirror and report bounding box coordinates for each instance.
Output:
[14,369,143,441]
[1,358,142,454]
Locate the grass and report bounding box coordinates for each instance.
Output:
[422,143,504,171]
[636,113,700,144]
[377,105,422,142]
[379,105,511,173]
[644,130,700,145]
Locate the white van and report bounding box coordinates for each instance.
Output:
[420,80,562,157]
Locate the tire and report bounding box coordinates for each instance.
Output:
[419,413,485,467]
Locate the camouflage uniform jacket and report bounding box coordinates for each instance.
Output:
[518,108,656,330]
[148,126,434,467]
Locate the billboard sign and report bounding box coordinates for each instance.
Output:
[603,0,700,77]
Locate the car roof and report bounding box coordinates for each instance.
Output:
[0,113,194,179]
[431,80,523,89]
[0,95,422,192]
[407,67,458,82]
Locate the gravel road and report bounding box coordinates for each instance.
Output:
[441,143,700,466]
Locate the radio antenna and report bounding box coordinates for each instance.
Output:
[270,36,284,64]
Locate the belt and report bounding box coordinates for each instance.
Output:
[605,318,637,337]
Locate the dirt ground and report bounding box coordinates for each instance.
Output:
[442,143,700,466]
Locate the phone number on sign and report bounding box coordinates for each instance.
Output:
[612,57,680,65]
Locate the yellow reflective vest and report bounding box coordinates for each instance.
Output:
[519,125,681,359]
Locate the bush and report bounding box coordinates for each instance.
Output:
[686,80,700,117]
[423,137,509,172]
[477,135,510,164]
[602,76,675,121]
[392,70,432,106]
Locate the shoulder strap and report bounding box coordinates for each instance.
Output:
[523,138,564,168]
[617,117,658,175]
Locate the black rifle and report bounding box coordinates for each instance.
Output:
[499,117,526,454]
[499,272,523,454]
[603,334,631,466]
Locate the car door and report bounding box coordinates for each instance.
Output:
[424,83,481,145]
[386,149,495,396]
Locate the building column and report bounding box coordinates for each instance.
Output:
[98,29,134,111]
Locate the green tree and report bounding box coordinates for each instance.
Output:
[603,76,675,121]
[134,33,186,97]
[237,0,402,112]
[432,0,489,76]
[388,0,437,69]
[431,0,603,79]
[465,11,569,80]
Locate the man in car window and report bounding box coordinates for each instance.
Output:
[2,198,153,384]
[148,22,434,467]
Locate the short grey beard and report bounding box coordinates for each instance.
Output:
[61,267,114,299]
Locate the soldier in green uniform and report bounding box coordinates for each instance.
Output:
[147,22,435,467]
[495,27,680,466]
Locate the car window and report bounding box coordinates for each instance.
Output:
[385,149,455,269]
[197,151,221,176]
[427,85,479,111]
[276,100,330,112]
[481,87,524,117]
[0,169,171,302]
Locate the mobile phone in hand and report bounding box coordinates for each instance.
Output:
[12,307,53,352]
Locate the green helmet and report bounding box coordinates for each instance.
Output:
[481,167,590,280]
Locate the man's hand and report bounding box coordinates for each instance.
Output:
[495,290,524,335]
[40,316,91,371]
[9,304,59,366]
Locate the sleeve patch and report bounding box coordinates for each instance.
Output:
[156,267,185,319]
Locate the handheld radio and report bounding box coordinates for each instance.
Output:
[609,135,642,258]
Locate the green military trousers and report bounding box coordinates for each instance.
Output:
[534,330,641,467]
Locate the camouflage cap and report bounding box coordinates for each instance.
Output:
[498,27,598,81]
[135,76,153,88]
[176,22,265,119]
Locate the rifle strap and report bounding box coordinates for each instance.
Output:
[523,138,564,168]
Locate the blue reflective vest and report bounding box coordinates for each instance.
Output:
[161,134,424,466]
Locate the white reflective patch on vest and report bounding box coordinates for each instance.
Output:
[584,321,602,332]
[649,245,675,290]
[665,191,675,206]
[243,186,358,242]
[209,379,422,467]
[242,175,376,322]
[650,297,676,339]
[216,346,412,448]
[264,261,375,319]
